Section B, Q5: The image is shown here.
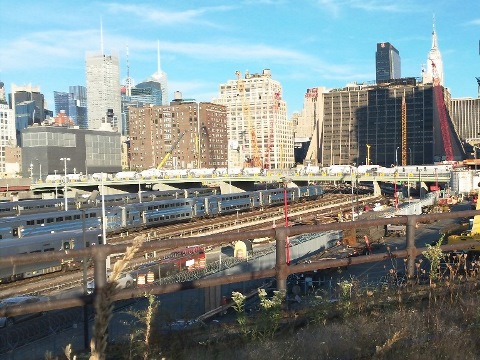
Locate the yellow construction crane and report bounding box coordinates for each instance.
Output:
[401,95,407,166]
[156,131,186,169]
[236,71,262,168]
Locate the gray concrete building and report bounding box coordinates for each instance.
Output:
[21,125,121,180]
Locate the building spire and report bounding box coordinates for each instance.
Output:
[157,40,161,73]
[126,43,132,97]
[100,17,104,54]
[431,13,438,49]
[422,14,444,86]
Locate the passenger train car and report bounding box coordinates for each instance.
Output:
[0,229,102,283]
[0,185,323,240]
[0,185,323,283]
[0,187,220,218]
[0,185,323,241]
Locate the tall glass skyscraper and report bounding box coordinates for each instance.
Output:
[85,52,121,132]
[375,42,401,83]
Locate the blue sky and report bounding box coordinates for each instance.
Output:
[1,0,479,117]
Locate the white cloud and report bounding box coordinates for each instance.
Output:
[315,0,421,15]
[463,18,480,26]
[103,3,235,27]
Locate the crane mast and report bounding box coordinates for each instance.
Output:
[236,71,262,168]
[156,131,186,169]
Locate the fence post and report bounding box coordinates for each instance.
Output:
[275,226,288,292]
[406,215,417,279]
[93,247,108,293]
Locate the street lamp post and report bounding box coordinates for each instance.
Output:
[29,163,33,180]
[366,144,371,165]
[81,209,89,349]
[395,147,399,167]
[100,172,110,270]
[351,164,356,220]
[394,170,398,210]
[417,167,422,199]
[60,157,70,211]
[282,177,291,265]
[474,146,478,173]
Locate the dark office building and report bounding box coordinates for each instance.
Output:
[21,126,122,179]
[376,42,401,83]
[14,101,35,146]
[320,79,464,167]
[9,88,45,125]
[54,91,69,115]
[54,86,88,128]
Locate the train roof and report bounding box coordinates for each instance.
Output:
[0,207,109,223]
[0,228,101,246]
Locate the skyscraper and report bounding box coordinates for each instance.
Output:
[422,21,444,86]
[292,87,326,165]
[0,82,15,176]
[213,69,293,169]
[8,84,45,145]
[321,79,464,167]
[85,52,121,132]
[53,86,87,128]
[375,42,401,83]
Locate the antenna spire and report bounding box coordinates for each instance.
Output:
[157,40,161,73]
[126,43,132,96]
[100,17,104,54]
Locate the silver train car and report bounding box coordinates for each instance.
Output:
[0,187,220,218]
[0,185,323,241]
[0,185,323,283]
[0,229,102,283]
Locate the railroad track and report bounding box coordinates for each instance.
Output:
[0,191,381,298]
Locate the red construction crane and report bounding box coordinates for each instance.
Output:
[431,61,454,161]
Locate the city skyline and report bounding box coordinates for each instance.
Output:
[1,0,480,117]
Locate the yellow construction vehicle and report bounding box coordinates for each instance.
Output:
[156,131,186,169]
[447,189,480,252]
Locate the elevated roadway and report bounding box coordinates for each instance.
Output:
[29,172,451,197]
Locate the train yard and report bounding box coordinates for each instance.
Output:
[0,188,382,298]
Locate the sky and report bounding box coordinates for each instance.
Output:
[1,0,480,117]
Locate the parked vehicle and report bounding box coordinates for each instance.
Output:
[86,272,135,294]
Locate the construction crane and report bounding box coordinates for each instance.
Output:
[156,131,186,169]
[236,71,262,168]
[431,60,454,161]
[401,95,407,166]
[265,92,281,169]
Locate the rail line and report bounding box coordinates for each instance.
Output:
[0,191,381,297]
